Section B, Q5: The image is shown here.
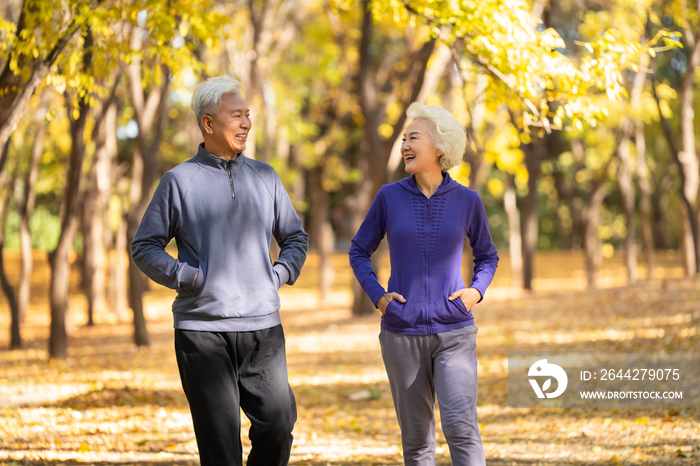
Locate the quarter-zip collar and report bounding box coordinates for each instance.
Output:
[397,172,461,198]
[194,143,246,175]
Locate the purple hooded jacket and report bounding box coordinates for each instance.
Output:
[349,173,499,335]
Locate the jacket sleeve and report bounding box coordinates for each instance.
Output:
[348,188,388,307]
[272,173,309,286]
[130,173,201,292]
[467,193,499,302]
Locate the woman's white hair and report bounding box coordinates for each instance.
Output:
[406,103,467,171]
[191,76,242,133]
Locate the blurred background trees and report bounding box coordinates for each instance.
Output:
[0,0,697,357]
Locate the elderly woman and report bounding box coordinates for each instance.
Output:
[349,103,499,465]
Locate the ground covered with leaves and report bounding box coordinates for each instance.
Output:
[0,251,698,465]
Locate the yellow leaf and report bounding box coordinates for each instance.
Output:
[378,123,393,139]
[78,443,90,453]
[635,417,650,423]
[487,179,504,197]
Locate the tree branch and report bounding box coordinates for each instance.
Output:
[400,0,544,126]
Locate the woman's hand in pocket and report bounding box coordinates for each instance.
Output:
[377,292,406,315]
[448,288,481,311]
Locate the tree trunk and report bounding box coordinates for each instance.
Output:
[0,240,20,349]
[680,33,700,272]
[0,4,84,151]
[615,54,648,283]
[124,41,171,345]
[127,251,149,345]
[617,136,637,284]
[48,237,73,358]
[583,183,607,289]
[349,140,379,317]
[109,182,129,321]
[504,173,523,289]
[240,0,306,162]
[0,139,20,348]
[80,104,114,325]
[126,152,150,347]
[522,140,540,290]
[82,183,98,326]
[635,120,655,279]
[466,73,490,193]
[551,167,573,249]
[309,167,334,302]
[652,76,699,276]
[48,30,93,359]
[48,94,89,359]
[652,171,673,250]
[18,94,46,325]
[0,56,54,152]
[352,246,384,316]
[680,203,696,275]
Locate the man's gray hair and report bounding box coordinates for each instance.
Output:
[191,76,242,133]
[406,103,467,171]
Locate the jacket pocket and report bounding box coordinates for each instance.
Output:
[383,299,415,329]
[179,261,206,297]
[434,296,472,325]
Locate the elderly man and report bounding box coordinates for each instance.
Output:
[131,76,308,466]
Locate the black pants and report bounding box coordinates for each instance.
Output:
[174,325,296,466]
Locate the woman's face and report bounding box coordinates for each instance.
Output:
[401,119,442,174]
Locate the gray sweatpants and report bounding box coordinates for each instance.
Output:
[379,325,485,466]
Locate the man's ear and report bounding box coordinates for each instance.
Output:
[201,115,214,135]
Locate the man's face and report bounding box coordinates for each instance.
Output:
[205,92,251,158]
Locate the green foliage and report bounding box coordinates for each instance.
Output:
[272,1,364,192]
[4,206,60,250]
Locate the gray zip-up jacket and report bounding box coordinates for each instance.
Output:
[131,144,309,332]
